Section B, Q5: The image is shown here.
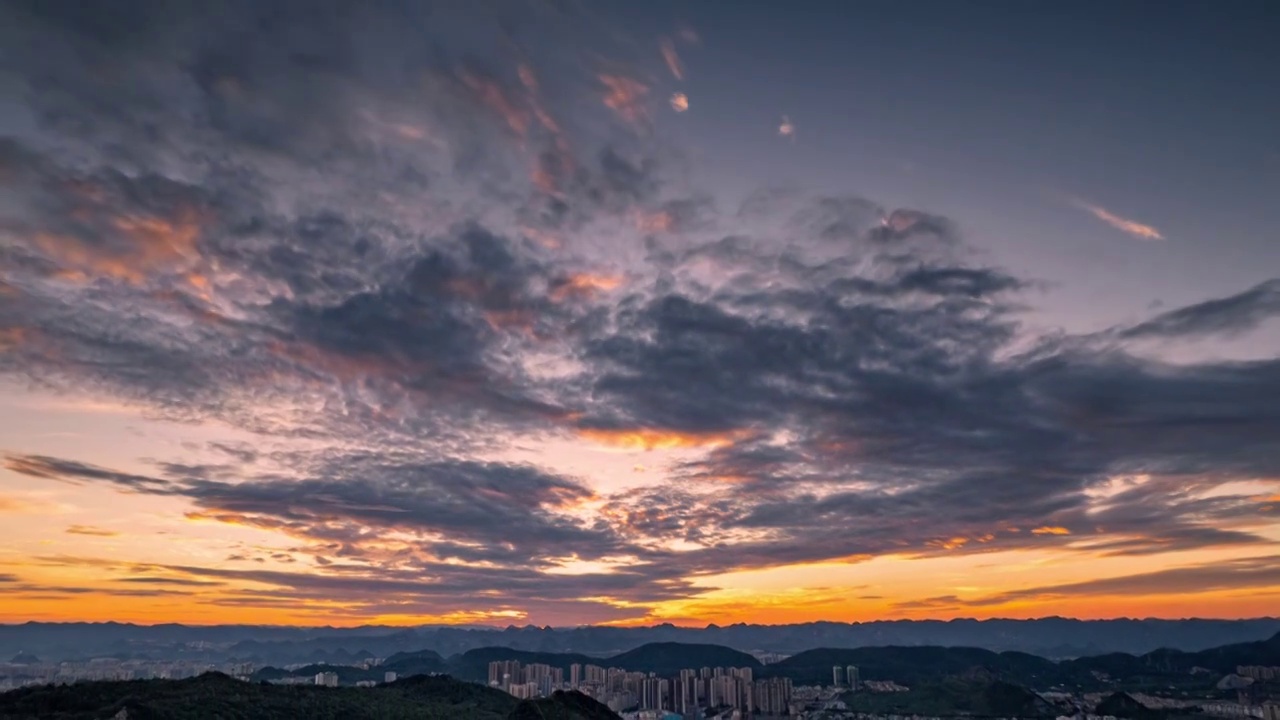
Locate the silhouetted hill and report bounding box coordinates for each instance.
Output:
[764,645,1059,686]
[0,671,541,719]
[382,648,447,676]
[607,642,760,674]
[384,648,445,665]
[765,632,1280,688]
[8,652,39,665]
[450,647,596,683]
[1064,630,1280,681]
[250,662,384,685]
[844,676,1065,717]
[1095,692,1168,720]
[507,690,620,720]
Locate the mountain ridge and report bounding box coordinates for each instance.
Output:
[4,618,1279,666]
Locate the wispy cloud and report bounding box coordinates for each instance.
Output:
[778,115,796,140]
[659,37,684,80]
[1073,199,1164,240]
[66,525,120,537]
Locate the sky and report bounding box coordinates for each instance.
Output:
[0,0,1278,628]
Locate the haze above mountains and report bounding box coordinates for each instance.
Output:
[5,618,1279,666]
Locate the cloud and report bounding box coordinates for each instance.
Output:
[924,555,1280,608]
[1072,199,1164,240]
[599,74,650,127]
[117,576,224,587]
[778,115,796,139]
[65,525,119,537]
[6,455,171,493]
[670,92,689,113]
[1,0,1278,623]
[1119,279,1280,340]
[659,38,684,80]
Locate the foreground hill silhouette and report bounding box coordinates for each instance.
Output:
[0,673,621,720]
[508,691,619,720]
[843,676,1067,718]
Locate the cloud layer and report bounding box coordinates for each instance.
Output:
[1,0,1277,625]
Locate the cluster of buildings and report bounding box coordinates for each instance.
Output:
[1239,667,1280,682]
[0,658,255,690]
[489,660,796,716]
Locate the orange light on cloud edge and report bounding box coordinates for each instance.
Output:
[578,427,750,451]
[1031,526,1071,535]
[550,273,624,302]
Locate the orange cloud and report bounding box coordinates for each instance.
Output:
[578,427,748,451]
[0,327,29,352]
[660,38,684,80]
[635,209,673,233]
[1032,526,1071,535]
[550,273,623,302]
[112,212,202,261]
[66,525,119,537]
[1072,200,1163,240]
[517,65,561,133]
[461,71,529,138]
[669,93,689,113]
[778,115,796,140]
[519,225,562,249]
[599,74,650,127]
[32,207,204,285]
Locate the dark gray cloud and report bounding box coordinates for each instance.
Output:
[5,455,171,492]
[559,229,1280,577]
[117,577,225,587]
[6,451,624,567]
[897,555,1280,610]
[1118,279,1280,340]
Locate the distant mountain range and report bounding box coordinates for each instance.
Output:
[3,618,1278,665]
[0,672,622,720]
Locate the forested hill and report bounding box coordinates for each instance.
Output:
[761,631,1280,687]
[0,673,621,720]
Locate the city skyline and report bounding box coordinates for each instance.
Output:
[1,0,1279,628]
